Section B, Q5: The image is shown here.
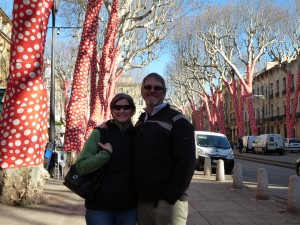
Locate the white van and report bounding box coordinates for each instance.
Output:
[194,131,234,174]
[252,134,284,155]
[242,135,257,153]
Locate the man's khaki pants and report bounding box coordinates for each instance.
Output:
[137,200,188,225]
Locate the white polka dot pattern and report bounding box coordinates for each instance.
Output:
[0,0,53,169]
[85,0,120,139]
[64,0,104,152]
[97,0,120,122]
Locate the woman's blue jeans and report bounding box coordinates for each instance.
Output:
[85,208,137,225]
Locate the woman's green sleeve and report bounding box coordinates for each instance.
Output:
[76,129,111,175]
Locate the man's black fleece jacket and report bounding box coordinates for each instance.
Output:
[133,104,196,205]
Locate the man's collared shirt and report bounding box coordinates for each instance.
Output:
[143,102,167,122]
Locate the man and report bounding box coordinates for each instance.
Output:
[238,136,243,154]
[134,73,196,225]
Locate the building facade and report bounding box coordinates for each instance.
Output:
[116,75,145,124]
[224,58,300,144]
[0,7,12,114]
[0,7,11,86]
[251,58,300,138]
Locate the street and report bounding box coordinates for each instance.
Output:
[234,149,300,202]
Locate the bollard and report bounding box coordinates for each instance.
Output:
[204,157,212,176]
[232,163,243,189]
[216,159,225,181]
[287,175,300,214]
[256,168,269,200]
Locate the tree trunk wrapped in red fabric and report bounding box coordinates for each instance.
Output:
[286,72,300,138]
[64,0,103,153]
[98,0,120,122]
[0,0,52,169]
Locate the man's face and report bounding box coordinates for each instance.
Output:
[141,77,165,108]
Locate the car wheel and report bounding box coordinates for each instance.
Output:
[225,168,232,174]
[212,168,216,174]
[279,150,284,156]
[195,162,201,171]
[296,162,300,176]
[262,148,267,155]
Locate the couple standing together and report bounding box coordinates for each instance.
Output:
[76,73,196,225]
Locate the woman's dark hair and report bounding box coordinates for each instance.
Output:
[110,93,136,114]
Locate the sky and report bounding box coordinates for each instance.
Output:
[0,0,287,77]
[145,52,169,75]
[0,1,169,76]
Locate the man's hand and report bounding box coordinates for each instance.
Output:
[98,142,113,153]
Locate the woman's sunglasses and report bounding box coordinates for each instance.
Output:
[113,105,131,110]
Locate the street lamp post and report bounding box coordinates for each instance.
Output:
[49,0,60,144]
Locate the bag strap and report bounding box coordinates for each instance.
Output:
[94,127,106,152]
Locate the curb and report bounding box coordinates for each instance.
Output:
[234,154,295,169]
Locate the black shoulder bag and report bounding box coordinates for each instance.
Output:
[63,128,106,199]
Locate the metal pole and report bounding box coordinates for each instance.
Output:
[49,3,56,143]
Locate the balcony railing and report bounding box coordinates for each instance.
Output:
[275,92,279,97]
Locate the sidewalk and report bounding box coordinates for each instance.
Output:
[0,179,86,225]
[188,171,300,225]
[0,170,299,224]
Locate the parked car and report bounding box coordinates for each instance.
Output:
[194,131,234,174]
[296,158,300,176]
[252,133,284,155]
[284,138,300,152]
[242,135,257,153]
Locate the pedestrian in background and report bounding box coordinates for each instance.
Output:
[76,93,137,225]
[238,136,243,154]
[134,73,196,225]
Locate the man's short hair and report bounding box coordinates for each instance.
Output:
[142,73,166,93]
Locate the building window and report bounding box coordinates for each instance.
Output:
[269,83,273,95]
[276,80,279,93]
[291,74,295,88]
[277,106,279,116]
[270,104,273,117]
[138,97,143,106]
[283,77,286,91]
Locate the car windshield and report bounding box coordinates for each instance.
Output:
[197,135,230,149]
[290,139,300,143]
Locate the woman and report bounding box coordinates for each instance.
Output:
[76,93,137,225]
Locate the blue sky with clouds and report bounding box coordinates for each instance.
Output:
[0,0,287,76]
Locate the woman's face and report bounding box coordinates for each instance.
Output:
[111,99,134,124]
